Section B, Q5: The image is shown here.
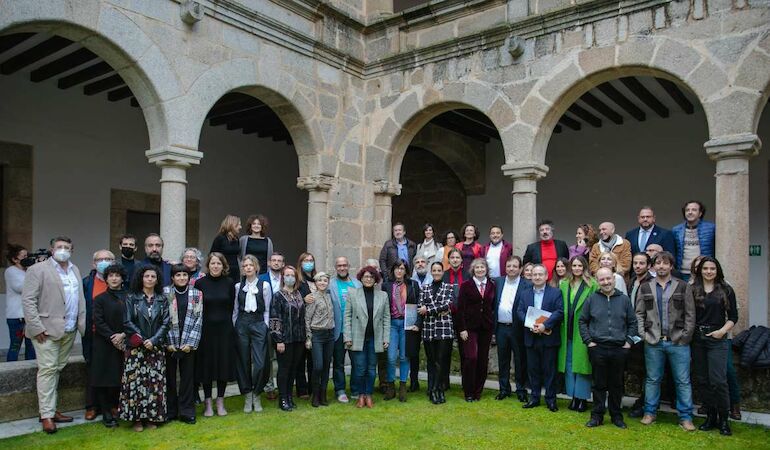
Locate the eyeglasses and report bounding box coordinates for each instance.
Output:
[95,258,115,263]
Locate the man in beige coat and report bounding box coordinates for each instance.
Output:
[589,222,632,276]
[22,236,86,434]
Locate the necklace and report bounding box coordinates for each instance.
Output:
[174,286,189,295]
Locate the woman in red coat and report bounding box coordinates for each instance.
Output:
[457,258,495,402]
[455,223,483,270]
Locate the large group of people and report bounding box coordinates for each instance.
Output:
[7,201,739,436]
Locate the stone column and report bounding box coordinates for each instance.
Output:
[705,134,760,333]
[502,162,549,257]
[373,180,402,258]
[146,147,203,261]
[297,175,335,270]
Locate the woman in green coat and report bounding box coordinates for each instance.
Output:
[558,255,598,413]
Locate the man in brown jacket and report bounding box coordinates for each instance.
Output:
[22,236,86,434]
[634,251,695,431]
[589,222,632,276]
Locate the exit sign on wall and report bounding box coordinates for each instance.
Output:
[749,245,762,256]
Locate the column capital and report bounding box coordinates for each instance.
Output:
[145,145,203,167]
[297,174,335,192]
[501,162,549,180]
[373,179,402,196]
[705,133,761,161]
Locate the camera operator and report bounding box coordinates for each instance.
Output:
[4,244,36,361]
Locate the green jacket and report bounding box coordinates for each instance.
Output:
[343,287,390,352]
[558,278,598,374]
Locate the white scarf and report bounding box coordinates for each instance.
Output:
[244,278,260,313]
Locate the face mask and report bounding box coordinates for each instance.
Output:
[301,262,315,273]
[96,260,112,274]
[120,247,135,258]
[53,249,71,263]
[283,276,296,287]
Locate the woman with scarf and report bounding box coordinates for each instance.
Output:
[416,223,442,268]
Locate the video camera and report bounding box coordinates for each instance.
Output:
[21,249,52,267]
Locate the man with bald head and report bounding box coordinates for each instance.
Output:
[589,222,632,276]
[329,256,362,402]
[625,207,676,255]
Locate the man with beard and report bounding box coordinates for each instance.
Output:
[142,234,171,286]
[412,255,431,287]
[118,234,137,286]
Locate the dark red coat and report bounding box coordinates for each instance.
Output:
[481,240,514,273]
[456,278,495,332]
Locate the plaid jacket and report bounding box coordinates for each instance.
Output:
[418,283,455,342]
[164,286,203,350]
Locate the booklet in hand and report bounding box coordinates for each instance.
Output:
[525,306,552,335]
[404,304,418,329]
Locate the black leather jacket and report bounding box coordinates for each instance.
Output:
[124,292,170,346]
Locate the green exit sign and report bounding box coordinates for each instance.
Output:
[749,245,762,256]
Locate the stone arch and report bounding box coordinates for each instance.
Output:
[733,31,770,139]
[515,36,727,164]
[0,0,181,151]
[372,82,516,185]
[176,57,322,178]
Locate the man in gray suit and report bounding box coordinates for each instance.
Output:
[22,236,86,434]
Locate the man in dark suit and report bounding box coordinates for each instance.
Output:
[493,256,532,402]
[625,206,676,255]
[516,264,564,411]
[522,220,569,281]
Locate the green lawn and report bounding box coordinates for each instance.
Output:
[1,388,767,450]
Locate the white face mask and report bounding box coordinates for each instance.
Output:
[53,249,71,263]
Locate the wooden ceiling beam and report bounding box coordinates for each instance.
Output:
[30,47,98,82]
[0,35,72,75]
[107,86,133,102]
[567,104,602,128]
[83,73,124,95]
[621,77,669,118]
[597,82,646,122]
[558,113,581,131]
[579,92,623,125]
[656,78,695,115]
[0,33,35,55]
[58,61,112,89]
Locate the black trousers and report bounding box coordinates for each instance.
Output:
[276,342,304,399]
[310,329,334,395]
[425,339,452,393]
[235,314,267,394]
[496,323,528,395]
[167,350,196,418]
[692,335,729,413]
[406,330,421,385]
[94,386,119,419]
[295,347,313,396]
[589,344,628,420]
[526,341,558,402]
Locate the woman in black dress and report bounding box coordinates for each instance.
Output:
[119,265,170,432]
[239,214,274,275]
[194,252,237,417]
[91,264,127,427]
[211,215,242,281]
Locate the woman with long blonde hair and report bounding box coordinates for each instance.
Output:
[211,214,242,281]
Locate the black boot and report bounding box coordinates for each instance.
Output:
[430,389,439,404]
[699,408,718,431]
[718,411,732,436]
[288,395,296,410]
[576,399,588,412]
[319,388,329,406]
[568,398,577,410]
[409,379,420,392]
[311,386,320,408]
[438,389,446,404]
[399,381,407,402]
[279,397,292,411]
[383,382,396,401]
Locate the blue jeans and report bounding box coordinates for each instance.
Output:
[333,335,359,396]
[6,319,35,361]
[565,341,591,400]
[351,338,376,395]
[644,341,693,420]
[387,318,408,382]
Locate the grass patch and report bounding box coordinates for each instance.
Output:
[0,387,767,450]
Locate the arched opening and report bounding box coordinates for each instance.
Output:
[392,107,507,243]
[539,74,711,240]
[194,89,309,267]
[0,30,160,355]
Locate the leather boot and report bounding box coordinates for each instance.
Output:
[288,395,296,410]
[699,408,718,431]
[438,389,446,404]
[279,397,292,411]
[398,381,407,402]
[718,411,732,436]
[311,386,320,408]
[365,395,374,408]
[576,399,588,412]
[730,403,742,421]
[409,379,420,392]
[355,395,366,408]
[203,398,214,417]
[320,388,329,406]
[568,398,577,410]
[383,382,396,401]
[429,389,439,404]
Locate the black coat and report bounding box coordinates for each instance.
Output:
[522,240,570,265]
[733,325,770,369]
[91,289,127,387]
[124,292,170,347]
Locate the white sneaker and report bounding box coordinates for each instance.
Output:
[243,392,253,413]
[253,394,263,412]
[337,393,349,403]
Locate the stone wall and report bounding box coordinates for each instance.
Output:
[392,147,467,237]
